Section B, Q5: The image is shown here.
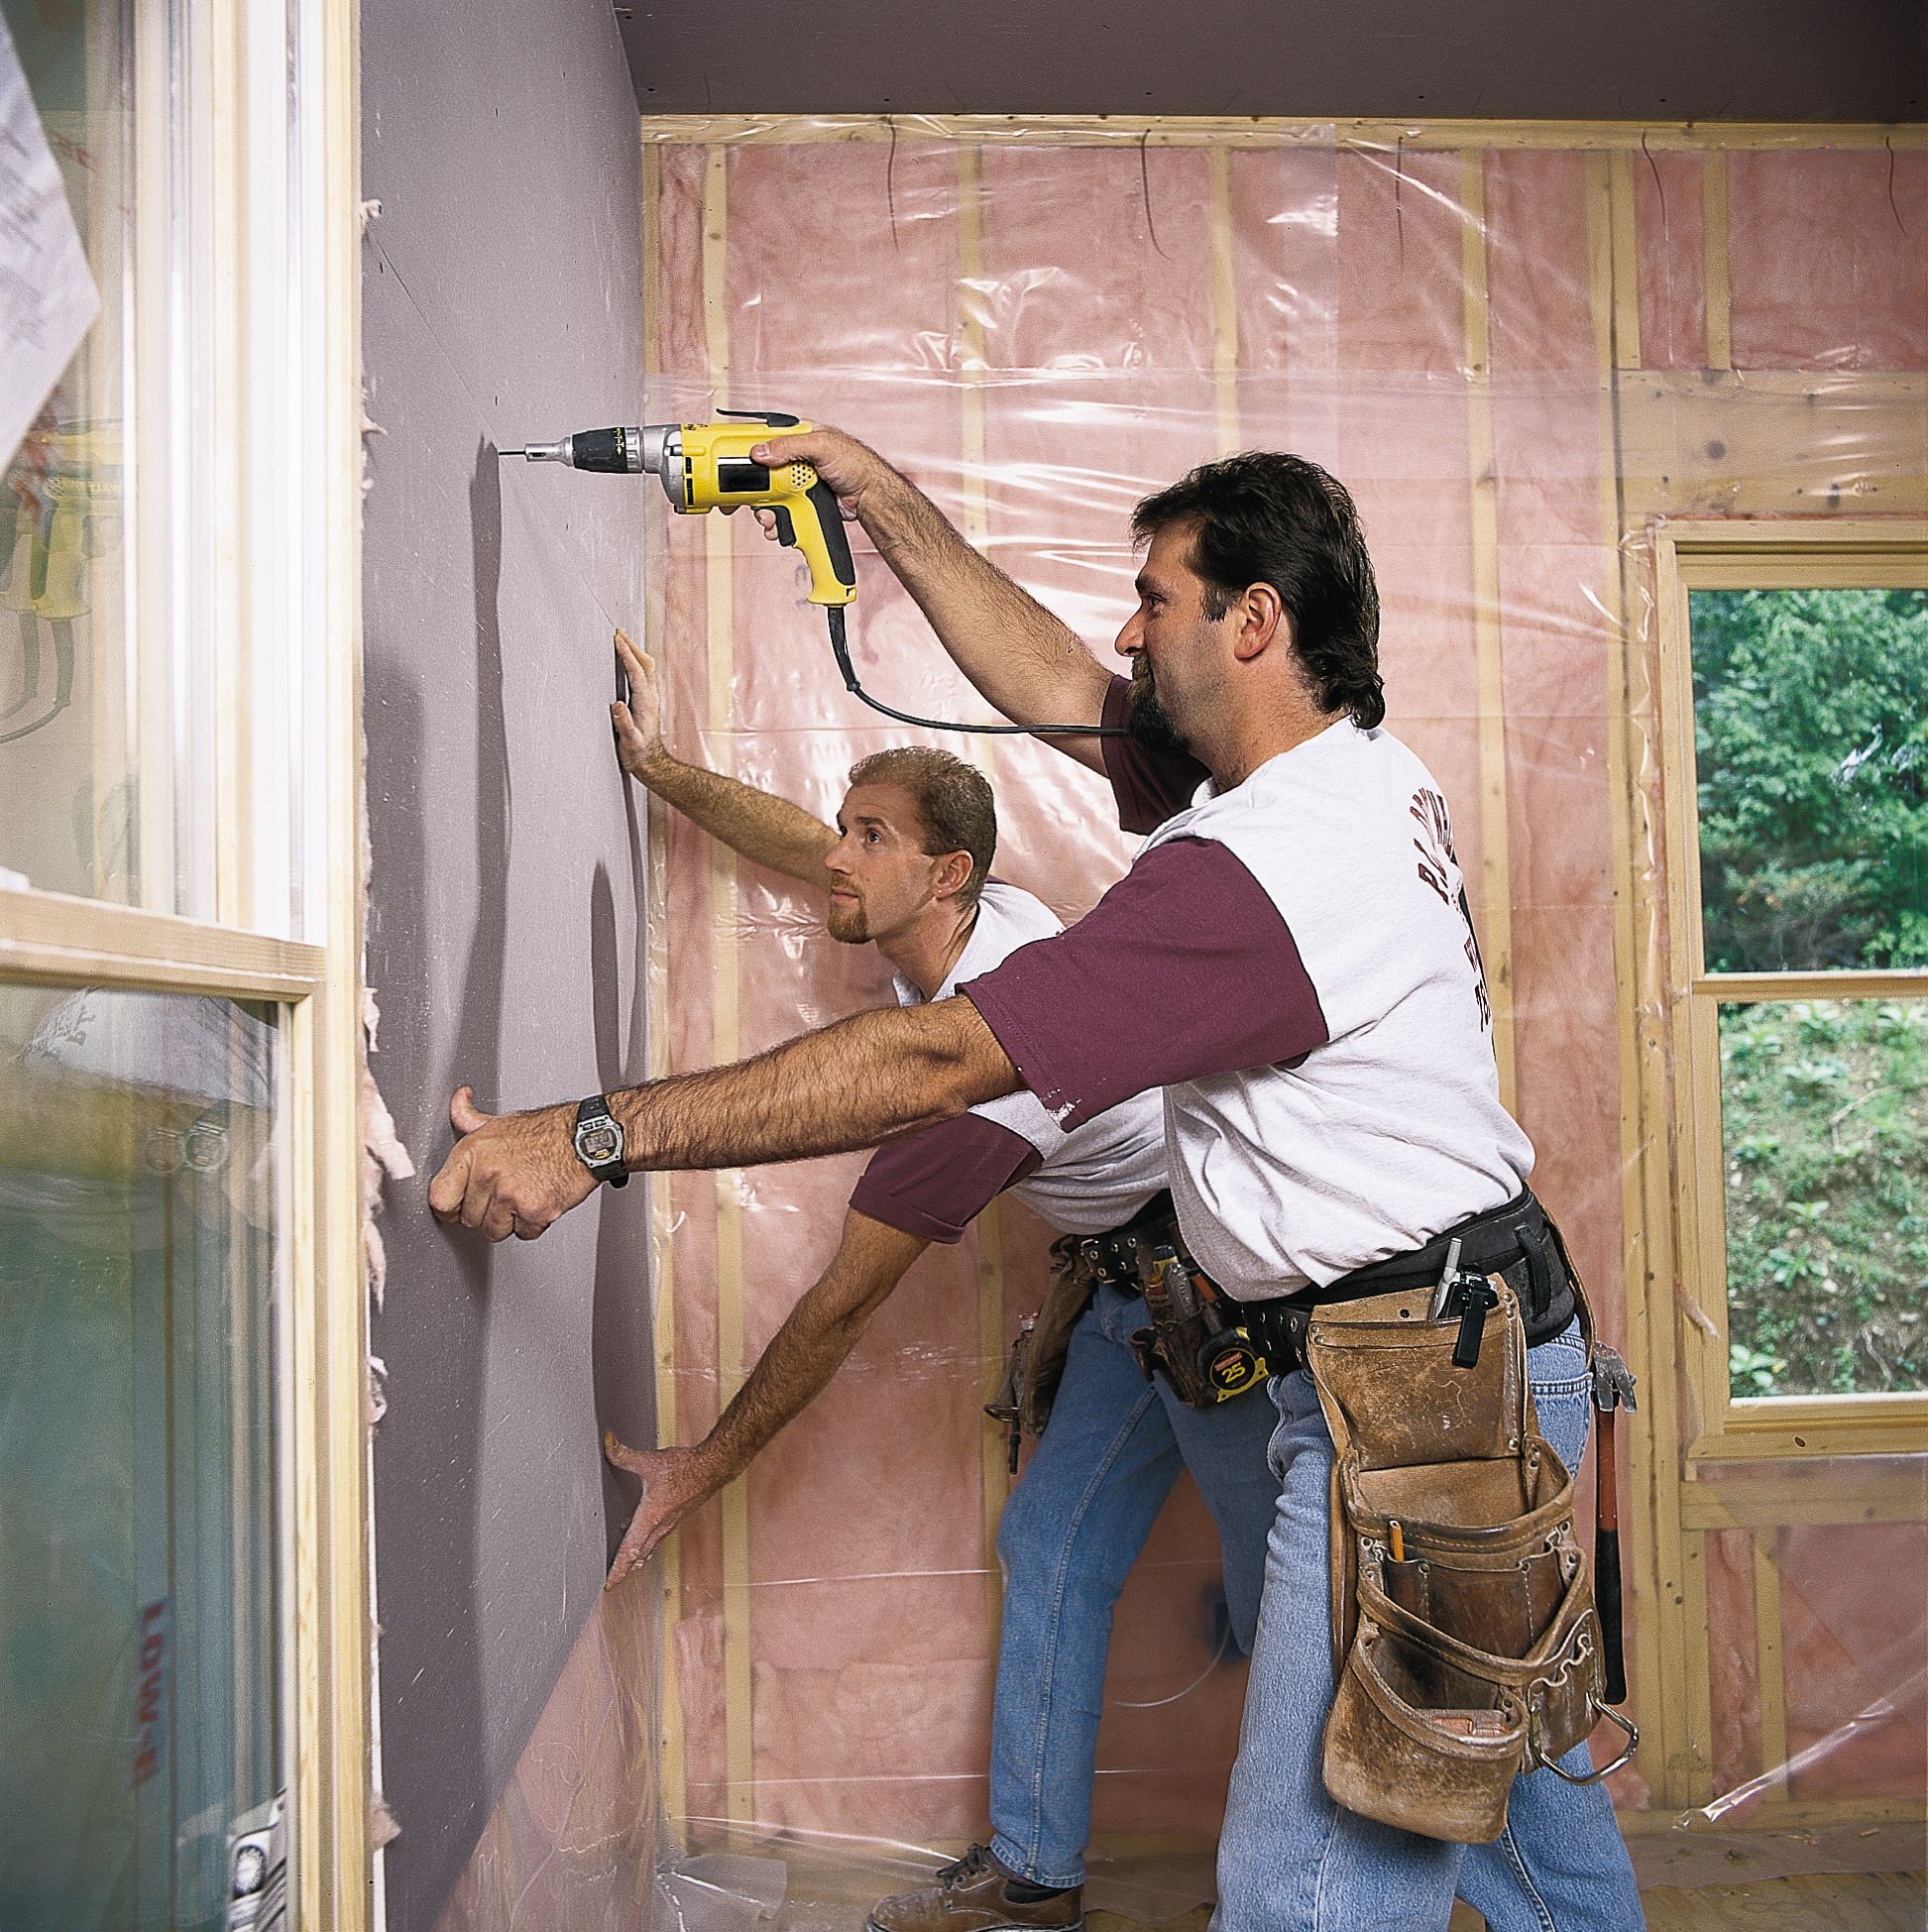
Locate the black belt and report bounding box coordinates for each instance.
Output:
[1232,1189,1577,1368]
[1077,1190,1181,1288]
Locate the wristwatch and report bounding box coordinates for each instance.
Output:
[572,1094,630,1188]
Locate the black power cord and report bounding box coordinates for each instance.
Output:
[826,605,1126,738]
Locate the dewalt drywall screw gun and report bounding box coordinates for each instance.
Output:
[503,407,1120,737]
[504,408,856,608]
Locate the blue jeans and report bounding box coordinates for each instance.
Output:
[988,1282,1284,1887]
[1213,1322,1646,1931]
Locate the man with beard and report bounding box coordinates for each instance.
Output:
[432,439,1644,1931]
[594,626,1283,1932]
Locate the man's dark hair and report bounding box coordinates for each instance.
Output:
[847,747,997,905]
[1132,453,1384,730]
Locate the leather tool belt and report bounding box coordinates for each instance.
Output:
[1083,1191,1268,1410]
[982,1232,1094,1466]
[983,1192,1263,1466]
[1305,1270,1637,1843]
[1232,1189,1578,1376]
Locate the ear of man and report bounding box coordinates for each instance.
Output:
[930,849,976,903]
[1230,582,1289,663]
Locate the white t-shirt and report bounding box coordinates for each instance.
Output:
[964,692,1533,1298]
[1144,727,1532,1293]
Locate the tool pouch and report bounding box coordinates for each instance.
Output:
[984,1233,1099,1446]
[1128,1247,1270,1410]
[1307,1280,1634,1844]
[1128,1313,1222,1410]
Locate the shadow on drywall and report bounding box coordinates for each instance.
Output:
[589,852,658,1566]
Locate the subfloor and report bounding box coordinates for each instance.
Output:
[1082,1871,1926,1931]
[695,1827,1927,1932]
[1091,1872,1928,1932]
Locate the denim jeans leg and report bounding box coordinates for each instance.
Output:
[987,1288,1188,1888]
[1459,1327,1645,1932]
[1212,1369,1460,1932]
[1213,1321,1646,1932]
[1158,1359,1285,1654]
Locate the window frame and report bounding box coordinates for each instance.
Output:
[0,0,368,1921]
[1654,518,1928,1461]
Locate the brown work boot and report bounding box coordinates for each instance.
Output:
[866,1845,1083,1932]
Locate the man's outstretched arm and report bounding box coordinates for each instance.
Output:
[612,628,837,885]
[749,427,1113,770]
[603,1207,928,1587]
[426,995,1017,1242]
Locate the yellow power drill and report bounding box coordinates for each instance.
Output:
[503,406,1118,738]
[503,408,855,608]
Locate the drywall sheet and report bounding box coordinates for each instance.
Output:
[634,120,1927,1901]
[360,1,656,1926]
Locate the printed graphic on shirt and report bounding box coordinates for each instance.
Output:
[1410,785,1491,1029]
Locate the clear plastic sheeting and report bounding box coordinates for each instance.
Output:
[614,117,1928,1918]
[657,1853,787,1931]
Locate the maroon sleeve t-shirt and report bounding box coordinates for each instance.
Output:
[961,838,1329,1132]
[851,1114,1044,1244]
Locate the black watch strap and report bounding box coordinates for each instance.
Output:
[573,1094,629,1188]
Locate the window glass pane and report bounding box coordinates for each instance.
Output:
[0,985,283,1928]
[1,0,139,905]
[1691,587,1927,973]
[1721,998,1928,1401]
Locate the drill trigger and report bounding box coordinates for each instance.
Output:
[769,504,797,548]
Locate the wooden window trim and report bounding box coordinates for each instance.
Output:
[1654,519,1928,1461]
[0,0,368,1913]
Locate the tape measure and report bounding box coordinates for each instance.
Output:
[1199,1330,1269,1401]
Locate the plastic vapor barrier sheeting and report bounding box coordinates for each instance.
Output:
[610,121,1925,1923]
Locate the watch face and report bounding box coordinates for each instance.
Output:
[577,1123,621,1166]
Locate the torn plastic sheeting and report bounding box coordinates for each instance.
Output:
[1696,1664,1928,1827]
[651,1834,1217,1931]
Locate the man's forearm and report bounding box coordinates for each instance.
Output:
[631,750,835,885]
[691,1211,927,1489]
[427,994,1019,1243]
[853,467,1111,735]
[610,996,1017,1172]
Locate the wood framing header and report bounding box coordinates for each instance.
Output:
[640,113,1928,152]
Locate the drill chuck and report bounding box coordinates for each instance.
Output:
[513,427,650,474]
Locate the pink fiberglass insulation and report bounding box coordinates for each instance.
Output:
[629,121,1927,1890]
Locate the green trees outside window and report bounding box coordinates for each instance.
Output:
[1691,588,1927,1400]
[1720,999,1925,1397]
[1693,588,1926,974]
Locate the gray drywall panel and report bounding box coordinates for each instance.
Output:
[618,0,1926,122]
[360,3,653,1925]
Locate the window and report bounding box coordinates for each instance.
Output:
[1657,524,1928,1455]
[0,986,282,1925]
[0,0,365,1922]
[1,0,138,905]
[2,0,317,932]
